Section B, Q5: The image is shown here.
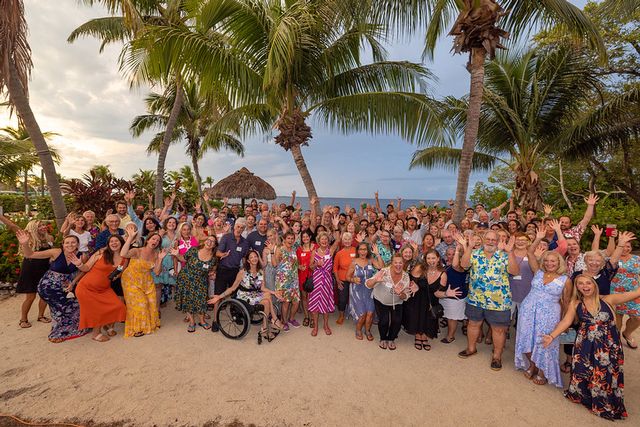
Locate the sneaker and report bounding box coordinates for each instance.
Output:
[289,319,301,328]
[282,322,290,332]
[210,322,219,333]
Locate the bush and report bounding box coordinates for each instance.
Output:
[0,194,27,213]
[0,228,20,282]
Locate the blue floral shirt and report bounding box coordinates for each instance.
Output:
[467,249,512,311]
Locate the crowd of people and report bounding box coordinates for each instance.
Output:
[3,190,640,421]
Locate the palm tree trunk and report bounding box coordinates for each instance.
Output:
[290,144,318,200]
[40,168,45,196]
[7,59,67,227]
[190,152,204,202]
[453,47,486,223]
[154,80,184,208]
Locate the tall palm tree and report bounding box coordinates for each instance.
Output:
[410,46,601,210]
[69,0,190,208]
[130,81,248,201]
[0,0,68,225]
[0,125,60,205]
[137,0,450,200]
[381,0,605,221]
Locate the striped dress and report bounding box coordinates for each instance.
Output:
[308,249,334,313]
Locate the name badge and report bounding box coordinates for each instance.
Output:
[512,275,522,280]
[324,255,330,260]
[301,253,307,257]
[236,247,243,252]
[255,241,261,246]
[203,264,209,269]
[350,253,356,258]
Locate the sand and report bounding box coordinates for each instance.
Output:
[0,295,638,427]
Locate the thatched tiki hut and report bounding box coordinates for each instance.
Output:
[207,167,276,209]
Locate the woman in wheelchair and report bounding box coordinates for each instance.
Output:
[208,250,284,338]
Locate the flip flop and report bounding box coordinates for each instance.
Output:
[198,322,211,330]
[623,334,638,350]
[356,330,364,340]
[458,349,478,359]
[19,320,32,329]
[388,341,397,350]
[187,324,196,333]
[92,333,110,342]
[379,340,388,350]
[365,331,374,341]
[37,316,52,323]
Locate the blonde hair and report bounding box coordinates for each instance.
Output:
[583,250,606,269]
[316,231,330,245]
[540,250,567,275]
[572,274,601,311]
[20,220,52,254]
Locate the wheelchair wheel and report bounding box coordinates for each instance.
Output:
[250,307,264,325]
[217,299,250,340]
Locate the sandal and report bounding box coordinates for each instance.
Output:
[309,318,315,329]
[458,349,478,359]
[303,317,310,327]
[105,327,117,337]
[532,374,548,385]
[260,327,275,340]
[37,316,51,323]
[49,337,64,343]
[524,366,538,380]
[490,359,502,371]
[133,331,144,337]
[92,333,109,342]
[356,330,364,340]
[324,326,332,335]
[623,334,638,350]
[365,331,374,341]
[311,327,318,337]
[560,361,571,373]
[19,320,32,329]
[422,340,431,351]
[440,336,455,344]
[187,324,196,333]
[414,338,423,350]
[388,341,397,351]
[379,340,388,350]
[198,322,211,330]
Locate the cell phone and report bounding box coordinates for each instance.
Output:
[605,224,617,237]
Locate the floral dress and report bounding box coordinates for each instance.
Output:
[376,242,393,266]
[348,262,376,320]
[514,270,567,388]
[121,257,159,337]
[236,270,264,306]
[275,246,299,303]
[174,248,217,314]
[565,300,626,420]
[610,255,640,317]
[153,234,177,304]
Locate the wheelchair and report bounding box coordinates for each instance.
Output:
[215,296,280,344]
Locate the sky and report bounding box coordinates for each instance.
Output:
[1,0,589,200]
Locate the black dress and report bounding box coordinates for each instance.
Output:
[402,273,440,338]
[16,242,52,294]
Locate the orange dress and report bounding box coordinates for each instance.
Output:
[75,257,127,329]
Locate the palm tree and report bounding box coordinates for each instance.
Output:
[137,0,451,200]
[69,0,190,208]
[382,0,604,221]
[0,0,68,225]
[410,46,601,210]
[0,125,60,206]
[130,81,246,201]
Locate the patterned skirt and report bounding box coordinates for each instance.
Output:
[38,271,89,341]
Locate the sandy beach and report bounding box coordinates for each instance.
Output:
[0,295,638,427]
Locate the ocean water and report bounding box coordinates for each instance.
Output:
[228,196,448,211]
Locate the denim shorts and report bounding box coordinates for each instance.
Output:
[465,303,511,327]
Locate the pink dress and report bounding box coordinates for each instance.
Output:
[308,249,334,314]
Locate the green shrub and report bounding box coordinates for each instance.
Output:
[0,194,27,213]
[0,228,20,282]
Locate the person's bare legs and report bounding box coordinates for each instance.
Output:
[355,316,365,338]
[281,301,290,325]
[323,313,331,335]
[21,293,37,322]
[311,312,319,336]
[491,325,507,361]
[465,320,482,353]
[301,290,309,321]
[289,301,300,323]
[365,312,374,337]
[623,316,640,346]
[37,298,48,319]
[446,319,458,341]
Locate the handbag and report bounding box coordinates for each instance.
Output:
[303,276,314,293]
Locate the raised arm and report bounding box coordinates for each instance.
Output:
[609,232,636,267]
[603,278,640,306]
[290,190,296,207]
[374,191,381,213]
[0,214,21,232]
[120,224,140,258]
[528,228,546,273]
[60,212,75,236]
[503,236,520,276]
[455,234,472,270]
[124,191,143,230]
[16,230,60,260]
[578,194,598,230]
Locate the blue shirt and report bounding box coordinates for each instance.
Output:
[93,228,124,253]
[218,232,249,269]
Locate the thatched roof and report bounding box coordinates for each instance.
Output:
[207,167,276,200]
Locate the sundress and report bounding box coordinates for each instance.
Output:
[403,272,439,338]
[75,256,127,328]
[610,255,640,317]
[348,262,376,320]
[565,300,626,420]
[236,270,264,306]
[376,242,393,266]
[121,257,159,337]
[153,234,177,304]
[275,246,299,303]
[17,241,52,293]
[515,270,567,388]
[37,252,89,341]
[174,248,217,314]
[308,249,334,313]
[297,244,316,291]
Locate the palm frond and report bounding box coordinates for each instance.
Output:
[67,17,131,53]
[409,146,501,172]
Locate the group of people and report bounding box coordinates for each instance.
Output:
[3,190,640,421]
